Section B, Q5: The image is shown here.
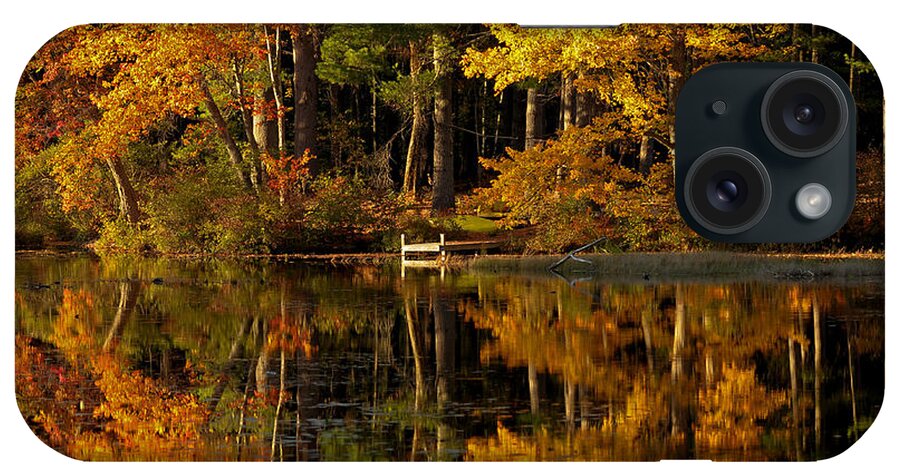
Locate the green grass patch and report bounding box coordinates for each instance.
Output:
[452,215,499,234]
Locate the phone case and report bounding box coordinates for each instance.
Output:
[14,23,884,461]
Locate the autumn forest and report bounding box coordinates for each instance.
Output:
[15,24,884,254]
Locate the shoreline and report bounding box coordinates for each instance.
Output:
[14,248,885,260]
[15,249,884,281]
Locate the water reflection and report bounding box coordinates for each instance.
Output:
[14,256,883,461]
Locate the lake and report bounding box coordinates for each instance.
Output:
[14,254,884,461]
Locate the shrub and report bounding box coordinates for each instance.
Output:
[605,162,703,251]
[144,164,273,255]
[92,218,153,255]
[524,197,607,254]
[15,150,97,248]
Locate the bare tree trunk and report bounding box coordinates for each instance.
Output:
[292,25,318,172]
[667,28,689,145]
[562,74,576,130]
[233,60,263,192]
[431,31,454,211]
[201,81,253,190]
[492,89,505,156]
[525,87,542,149]
[254,87,278,157]
[265,27,286,156]
[104,156,141,224]
[811,25,819,64]
[638,135,653,176]
[575,77,592,127]
[403,41,429,195]
[848,43,857,95]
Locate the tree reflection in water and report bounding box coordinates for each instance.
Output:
[15,256,883,461]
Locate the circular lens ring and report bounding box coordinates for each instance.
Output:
[684,147,772,235]
[761,70,849,158]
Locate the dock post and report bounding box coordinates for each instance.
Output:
[440,233,446,264]
[401,233,406,263]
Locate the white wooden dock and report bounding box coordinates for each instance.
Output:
[400,233,502,265]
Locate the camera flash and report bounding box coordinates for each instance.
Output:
[795,183,832,220]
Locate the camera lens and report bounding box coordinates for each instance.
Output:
[684,147,772,235]
[761,70,849,158]
[715,180,739,202]
[793,104,815,124]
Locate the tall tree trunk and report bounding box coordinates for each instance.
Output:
[201,81,253,190]
[638,135,653,176]
[810,25,819,64]
[403,40,429,195]
[492,89,505,156]
[431,31,454,211]
[792,24,802,61]
[233,60,263,192]
[105,156,141,224]
[524,87,542,149]
[667,28,689,145]
[562,73,576,130]
[291,25,318,173]
[254,87,278,158]
[575,81,592,127]
[264,27,286,156]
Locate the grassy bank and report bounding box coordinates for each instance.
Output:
[468,251,884,281]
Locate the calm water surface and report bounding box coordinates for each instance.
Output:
[14,256,884,461]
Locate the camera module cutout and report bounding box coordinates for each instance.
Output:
[675,63,856,243]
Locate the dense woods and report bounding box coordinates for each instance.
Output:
[15,24,884,254]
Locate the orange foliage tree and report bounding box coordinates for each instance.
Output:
[18,24,271,228]
[462,25,788,251]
